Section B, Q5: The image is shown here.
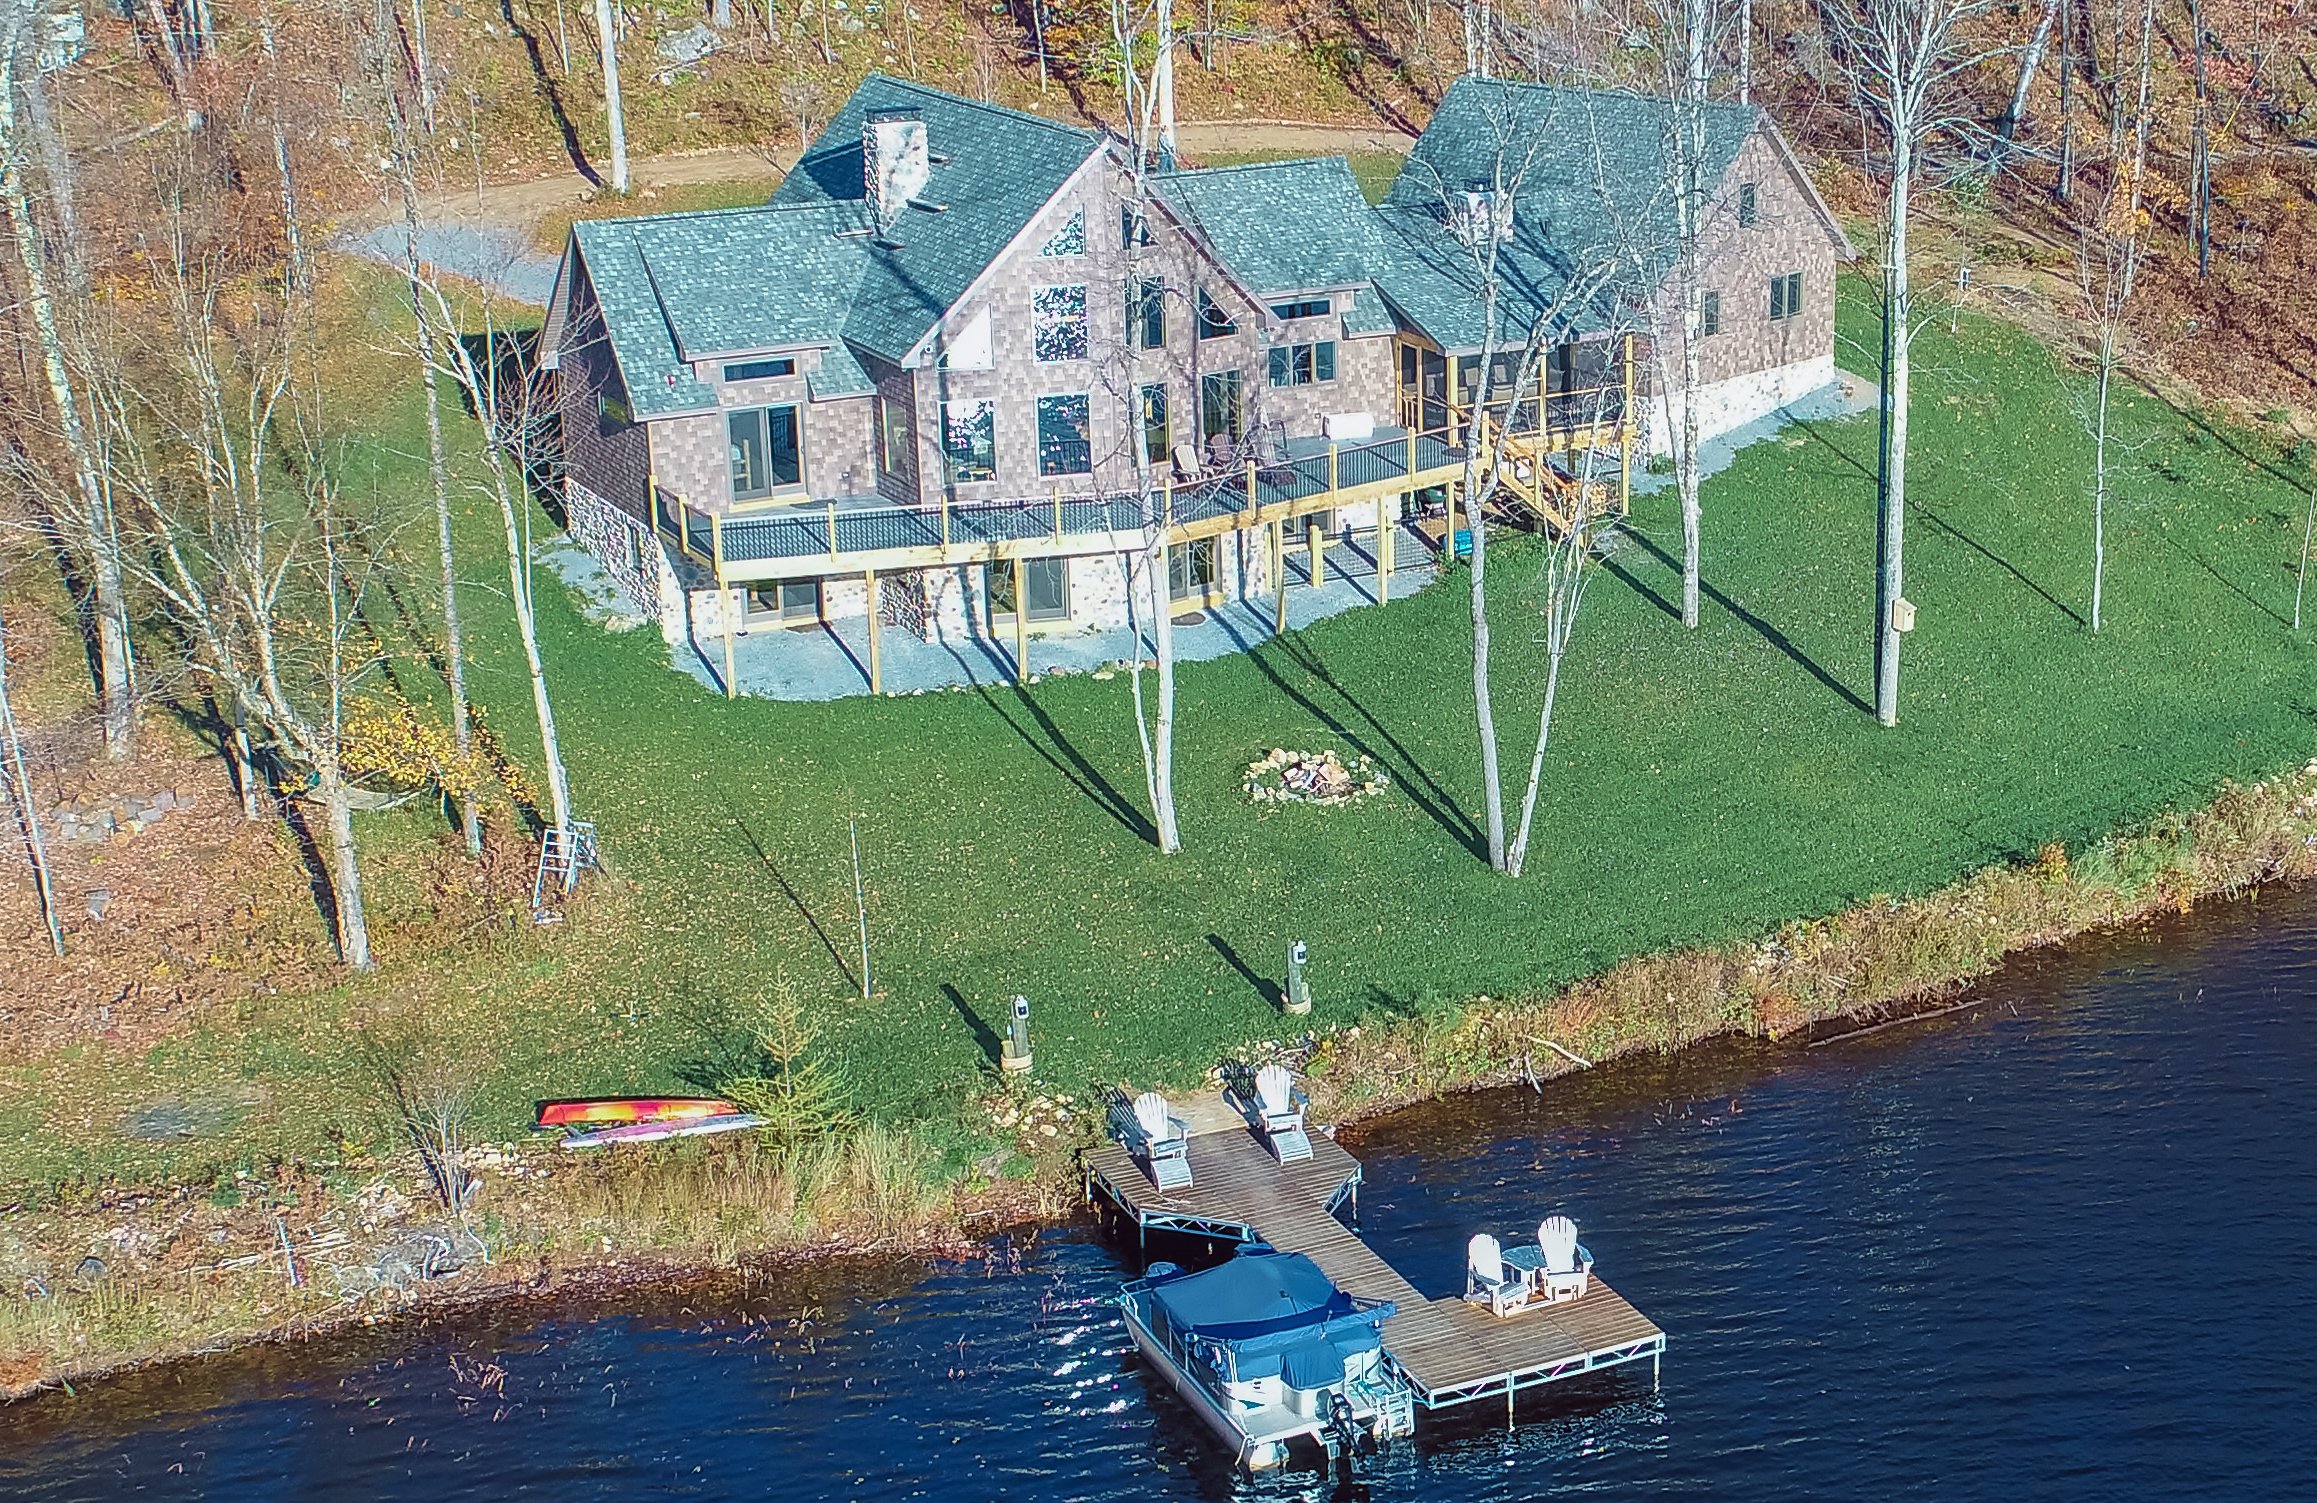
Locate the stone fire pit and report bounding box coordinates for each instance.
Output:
[1244,747,1389,807]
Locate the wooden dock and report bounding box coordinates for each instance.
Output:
[1084,1118,1665,1415]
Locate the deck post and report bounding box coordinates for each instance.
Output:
[713,516,737,700]
[1012,555,1028,684]
[1053,486,1063,540]
[826,500,839,560]
[1310,516,1327,588]
[1620,332,1636,517]
[1379,500,1394,604]
[941,494,952,548]
[1271,519,1288,635]
[1328,441,1338,496]
[1406,426,1417,485]
[865,570,882,695]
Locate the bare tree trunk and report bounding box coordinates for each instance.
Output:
[260,20,307,294]
[2090,350,2108,631]
[1874,155,1910,726]
[320,773,374,969]
[0,59,136,761]
[1675,0,1708,630]
[1148,543,1181,852]
[1465,457,1506,869]
[230,709,260,819]
[389,132,482,855]
[0,607,64,956]
[409,0,436,129]
[594,0,628,192]
[2056,0,2075,200]
[19,71,80,294]
[1999,0,2058,148]
[1738,0,1753,104]
[494,467,573,835]
[2119,0,2153,299]
[2188,0,2210,279]
[138,0,199,125]
[1505,644,1563,879]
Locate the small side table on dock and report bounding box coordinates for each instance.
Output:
[1501,1244,1547,1291]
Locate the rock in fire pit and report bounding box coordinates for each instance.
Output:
[1244,747,1389,807]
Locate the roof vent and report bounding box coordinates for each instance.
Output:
[1450,187,1513,247]
[864,107,930,232]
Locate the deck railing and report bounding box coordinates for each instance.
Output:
[711,428,1459,570]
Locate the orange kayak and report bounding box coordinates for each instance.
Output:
[535,1097,742,1129]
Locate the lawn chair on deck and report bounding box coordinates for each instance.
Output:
[1253,1064,1312,1164]
[1535,1215,1593,1302]
[1131,1091,1193,1191]
[1464,1233,1529,1317]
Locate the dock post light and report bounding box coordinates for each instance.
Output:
[1002,993,1034,1073]
[1284,942,1312,1015]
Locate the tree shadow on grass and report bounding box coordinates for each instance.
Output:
[2150,523,2291,628]
[1248,631,1488,861]
[718,797,861,994]
[1914,501,2087,628]
[970,681,1158,845]
[940,983,1003,1069]
[1621,530,1873,716]
[1206,933,1284,1009]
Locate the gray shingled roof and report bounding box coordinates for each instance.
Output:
[775,75,1104,362]
[1152,157,1378,297]
[558,74,1100,418]
[1371,76,1759,351]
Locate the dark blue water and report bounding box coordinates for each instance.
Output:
[7,893,2316,1500]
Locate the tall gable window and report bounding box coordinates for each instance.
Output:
[1036,394,1092,476]
[1700,290,1722,337]
[1032,284,1089,362]
[1139,382,1171,465]
[1130,278,1166,350]
[941,400,997,482]
[1197,287,1237,340]
[1039,209,1086,257]
[1768,270,1803,321]
[1737,182,1759,227]
[728,406,801,500]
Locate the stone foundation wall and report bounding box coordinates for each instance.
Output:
[567,479,677,625]
[1646,355,1838,457]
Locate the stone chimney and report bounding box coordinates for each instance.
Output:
[863,107,930,232]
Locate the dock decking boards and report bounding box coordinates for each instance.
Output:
[1085,1121,1665,1413]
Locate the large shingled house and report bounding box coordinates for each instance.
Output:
[541,73,1851,689]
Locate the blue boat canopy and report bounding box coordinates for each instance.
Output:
[1147,1250,1394,1385]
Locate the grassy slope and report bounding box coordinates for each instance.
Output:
[6,267,2314,1194]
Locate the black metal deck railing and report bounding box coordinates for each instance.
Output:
[713,428,1461,570]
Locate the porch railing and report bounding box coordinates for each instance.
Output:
[710,427,1459,570]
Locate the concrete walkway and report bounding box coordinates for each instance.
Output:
[677,529,1441,702]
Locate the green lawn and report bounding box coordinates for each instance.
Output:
[8,269,2315,1191]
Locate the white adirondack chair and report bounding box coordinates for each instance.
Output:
[1133,1091,1192,1191]
[1253,1064,1313,1164]
[1536,1215,1593,1302]
[1464,1233,1529,1317]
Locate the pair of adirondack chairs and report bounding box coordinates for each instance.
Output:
[1465,1216,1593,1317]
[1125,1065,1312,1190]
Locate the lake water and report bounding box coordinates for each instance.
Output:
[6,892,2316,1500]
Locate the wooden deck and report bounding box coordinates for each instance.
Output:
[1084,1117,1665,1415]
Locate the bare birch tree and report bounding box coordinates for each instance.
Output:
[2064,0,2152,634]
[1639,0,1735,631]
[1401,88,1642,871]
[0,589,63,956]
[1112,0,1183,853]
[1,0,136,760]
[1824,0,2003,726]
[594,0,629,192]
